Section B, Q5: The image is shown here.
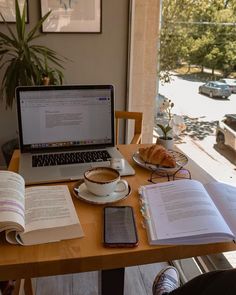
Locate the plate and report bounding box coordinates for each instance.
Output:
[132,150,188,173]
[72,181,131,205]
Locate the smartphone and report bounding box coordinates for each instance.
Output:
[103,206,138,247]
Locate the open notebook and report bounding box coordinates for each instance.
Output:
[16,85,135,185]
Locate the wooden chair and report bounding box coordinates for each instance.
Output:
[115,111,143,144]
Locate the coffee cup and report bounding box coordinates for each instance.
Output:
[84,167,128,196]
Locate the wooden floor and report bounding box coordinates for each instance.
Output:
[34,262,169,295]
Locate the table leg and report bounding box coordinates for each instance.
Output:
[12,278,34,295]
[24,278,34,295]
[99,268,125,295]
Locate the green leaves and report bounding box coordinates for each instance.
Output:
[0,0,65,109]
[157,124,172,139]
[27,11,51,42]
[15,0,25,41]
[159,0,236,82]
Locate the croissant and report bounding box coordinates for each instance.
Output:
[139,144,176,168]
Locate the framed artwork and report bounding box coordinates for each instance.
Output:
[0,0,29,23]
[40,0,102,33]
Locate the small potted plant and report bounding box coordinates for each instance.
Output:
[156,98,186,149]
[40,56,64,86]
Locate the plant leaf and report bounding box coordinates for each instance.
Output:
[15,0,23,41]
[26,11,51,42]
[0,13,18,44]
[157,123,172,138]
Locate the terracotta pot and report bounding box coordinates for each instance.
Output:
[42,76,50,85]
[156,137,174,150]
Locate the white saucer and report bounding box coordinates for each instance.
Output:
[73,181,131,205]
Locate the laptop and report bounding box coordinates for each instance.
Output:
[16,85,135,185]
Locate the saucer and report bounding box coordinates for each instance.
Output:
[73,181,131,205]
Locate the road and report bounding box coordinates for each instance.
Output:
[157,74,236,178]
[158,75,236,122]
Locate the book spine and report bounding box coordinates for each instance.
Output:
[138,187,157,243]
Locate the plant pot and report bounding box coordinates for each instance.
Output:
[156,136,174,150]
[42,76,50,85]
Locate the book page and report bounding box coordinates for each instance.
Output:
[205,182,236,237]
[18,185,84,245]
[0,171,25,231]
[23,185,80,232]
[141,179,233,243]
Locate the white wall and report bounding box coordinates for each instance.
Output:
[0,0,129,166]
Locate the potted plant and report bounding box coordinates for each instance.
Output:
[0,0,64,109]
[40,55,64,85]
[156,98,186,149]
[0,0,65,166]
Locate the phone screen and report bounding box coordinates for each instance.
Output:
[104,206,138,247]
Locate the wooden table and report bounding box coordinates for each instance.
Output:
[2,144,236,294]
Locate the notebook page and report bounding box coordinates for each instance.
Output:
[205,182,236,237]
[140,180,233,243]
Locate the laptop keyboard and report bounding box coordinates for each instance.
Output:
[32,150,112,167]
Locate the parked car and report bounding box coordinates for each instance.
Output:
[198,81,231,99]
[216,114,236,151]
[219,78,236,93]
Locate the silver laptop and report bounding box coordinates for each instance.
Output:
[16,85,135,185]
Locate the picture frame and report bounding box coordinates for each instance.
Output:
[40,0,102,33]
[0,0,29,23]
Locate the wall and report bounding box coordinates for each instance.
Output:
[0,0,129,166]
[128,0,160,143]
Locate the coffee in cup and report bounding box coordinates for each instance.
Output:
[84,167,128,196]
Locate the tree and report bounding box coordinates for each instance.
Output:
[159,0,198,81]
[159,0,236,81]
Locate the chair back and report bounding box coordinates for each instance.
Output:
[115,111,143,144]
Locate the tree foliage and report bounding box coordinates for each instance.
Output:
[159,0,236,80]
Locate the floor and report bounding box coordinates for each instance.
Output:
[33,262,168,295]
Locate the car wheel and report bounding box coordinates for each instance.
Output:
[216,132,225,149]
[209,91,213,98]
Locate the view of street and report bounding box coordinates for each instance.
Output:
[156,74,236,182]
[158,74,236,122]
[157,0,236,272]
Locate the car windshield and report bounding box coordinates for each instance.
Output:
[216,84,229,89]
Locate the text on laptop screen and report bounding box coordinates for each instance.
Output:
[18,87,114,150]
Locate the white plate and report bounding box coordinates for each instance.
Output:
[73,181,131,205]
[132,150,188,173]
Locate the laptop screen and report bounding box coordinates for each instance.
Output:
[16,85,115,152]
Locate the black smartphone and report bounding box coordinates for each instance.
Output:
[103,206,138,247]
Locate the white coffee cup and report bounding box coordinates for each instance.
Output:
[84,167,128,196]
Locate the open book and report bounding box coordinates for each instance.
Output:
[0,171,84,245]
[139,179,236,245]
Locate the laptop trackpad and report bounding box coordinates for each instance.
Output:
[60,165,92,177]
